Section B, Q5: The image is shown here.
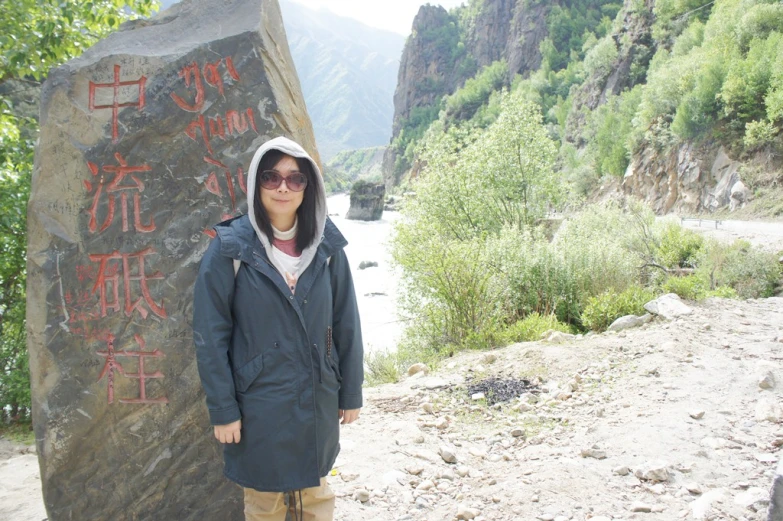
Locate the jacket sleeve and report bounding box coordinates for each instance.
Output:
[329,249,364,410]
[192,236,241,425]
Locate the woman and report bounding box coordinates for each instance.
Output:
[193,136,364,521]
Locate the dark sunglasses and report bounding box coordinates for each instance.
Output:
[258,170,308,192]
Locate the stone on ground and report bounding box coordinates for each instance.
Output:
[644,293,693,319]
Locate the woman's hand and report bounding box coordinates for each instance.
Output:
[214,419,242,443]
[339,409,360,425]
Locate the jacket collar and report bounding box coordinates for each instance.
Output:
[214,214,347,264]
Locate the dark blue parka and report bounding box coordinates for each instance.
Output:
[192,137,363,492]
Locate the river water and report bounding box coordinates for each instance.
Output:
[326,193,402,355]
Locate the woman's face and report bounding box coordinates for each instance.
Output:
[259,155,305,224]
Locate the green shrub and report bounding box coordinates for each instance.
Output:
[744,119,780,151]
[584,87,643,177]
[696,239,782,298]
[661,274,707,300]
[444,60,508,122]
[364,350,402,386]
[554,204,644,302]
[705,286,738,299]
[655,222,705,269]
[497,313,572,345]
[581,286,656,332]
[392,231,504,356]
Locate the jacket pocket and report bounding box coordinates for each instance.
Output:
[326,354,342,383]
[232,353,264,393]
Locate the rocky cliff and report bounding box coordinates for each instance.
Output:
[565,0,655,144]
[383,0,550,190]
[622,143,757,214]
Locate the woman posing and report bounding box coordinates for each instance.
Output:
[193,136,364,521]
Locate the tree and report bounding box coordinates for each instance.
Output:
[0,0,159,422]
[390,90,562,353]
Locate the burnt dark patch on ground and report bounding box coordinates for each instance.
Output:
[466,376,540,405]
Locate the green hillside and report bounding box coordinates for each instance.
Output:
[382,0,783,370]
[395,0,782,197]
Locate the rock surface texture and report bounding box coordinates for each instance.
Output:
[346,181,385,221]
[26,1,316,520]
[622,144,757,214]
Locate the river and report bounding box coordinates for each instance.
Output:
[326,193,402,355]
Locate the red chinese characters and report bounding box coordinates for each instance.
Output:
[84,153,156,234]
[89,65,147,144]
[97,334,168,404]
[89,247,167,320]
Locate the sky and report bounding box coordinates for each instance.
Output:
[288,0,467,35]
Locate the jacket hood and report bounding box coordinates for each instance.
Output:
[246,136,327,278]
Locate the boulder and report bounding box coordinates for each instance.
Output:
[26,1,316,520]
[729,180,750,211]
[608,313,652,332]
[644,293,693,319]
[346,180,385,220]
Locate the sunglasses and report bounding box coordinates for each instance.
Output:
[258,170,308,192]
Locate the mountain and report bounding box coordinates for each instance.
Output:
[279,1,403,160]
[159,0,404,160]
[383,0,783,216]
[382,0,554,189]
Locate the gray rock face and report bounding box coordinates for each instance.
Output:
[27,1,316,520]
[346,181,385,221]
[621,143,757,214]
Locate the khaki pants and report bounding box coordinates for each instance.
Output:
[244,477,335,521]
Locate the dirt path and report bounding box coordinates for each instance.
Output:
[3,298,782,520]
[3,217,781,520]
[0,439,45,521]
[331,296,783,521]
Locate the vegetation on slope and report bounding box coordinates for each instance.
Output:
[377,0,783,380]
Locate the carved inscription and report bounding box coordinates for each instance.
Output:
[84,153,155,234]
[97,334,168,404]
[88,65,147,144]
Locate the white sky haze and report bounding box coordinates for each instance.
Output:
[289,0,468,35]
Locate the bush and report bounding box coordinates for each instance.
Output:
[696,239,782,298]
[705,285,738,299]
[364,350,402,386]
[554,204,644,304]
[661,274,707,300]
[392,231,504,356]
[581,286,656,332]
[584,87,643,177]
[497,313,572,345]
[655,222,705,269]
[744,119,780,151]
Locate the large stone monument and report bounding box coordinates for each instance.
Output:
[26,1,318,519]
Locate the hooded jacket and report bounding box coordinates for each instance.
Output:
[193,137,364,492]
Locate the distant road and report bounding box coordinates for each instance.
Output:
[677,217,783,253]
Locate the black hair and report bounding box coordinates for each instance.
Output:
[253,148,319,253]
